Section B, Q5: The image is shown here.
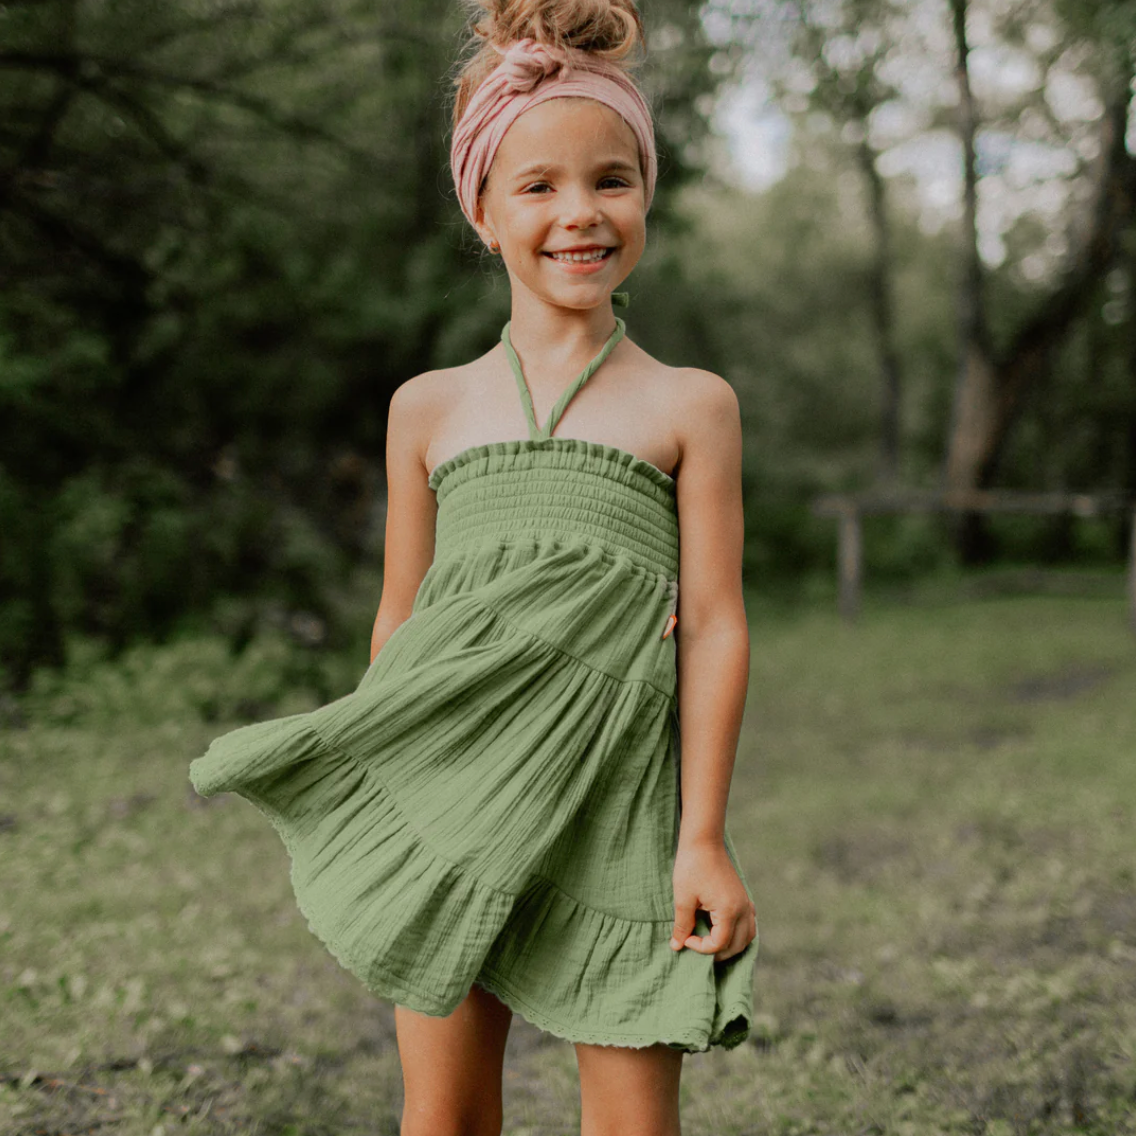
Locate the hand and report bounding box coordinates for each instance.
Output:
[670,839,757,962]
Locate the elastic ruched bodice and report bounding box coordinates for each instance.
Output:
[189,315,758,1053]
[429,437,679,577]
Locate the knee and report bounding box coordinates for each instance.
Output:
[581,1114,680,1136]
[400,1102,503,1136]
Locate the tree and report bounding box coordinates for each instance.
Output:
[943,0,1136,561]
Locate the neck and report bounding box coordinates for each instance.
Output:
[504,299,622,383]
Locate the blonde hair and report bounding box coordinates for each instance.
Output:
[450,0,649,131]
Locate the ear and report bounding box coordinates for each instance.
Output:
[473,202,495,249]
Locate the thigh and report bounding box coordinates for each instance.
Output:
[575,1041,684,1136]
[395,982,514,1136]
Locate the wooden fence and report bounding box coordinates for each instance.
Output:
[811,489,1136,630]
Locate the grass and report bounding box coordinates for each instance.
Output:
[1,591,1135,1134]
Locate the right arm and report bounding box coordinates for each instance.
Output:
[370,374,440,663]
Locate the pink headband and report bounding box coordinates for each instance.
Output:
[450,37,657,232]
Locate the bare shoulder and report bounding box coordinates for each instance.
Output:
[387,366,462,467]
[669,366,738,412]
[389,366,455,420]
[664,367,741,471]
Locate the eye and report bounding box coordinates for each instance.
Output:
[523,176,631,194]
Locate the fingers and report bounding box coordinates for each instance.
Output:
[715,906,757,962]
[680,909,736,957]
[676,903,757,961]
[670,898,697,951]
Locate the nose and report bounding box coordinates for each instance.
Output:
[558,182,605,230]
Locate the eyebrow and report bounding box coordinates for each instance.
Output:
[510,159,639,180]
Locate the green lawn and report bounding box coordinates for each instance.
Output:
[2,593,1135,1135]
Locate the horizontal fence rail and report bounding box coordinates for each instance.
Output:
[810,490,1136,629]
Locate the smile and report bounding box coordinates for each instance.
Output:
[543,248,614,263]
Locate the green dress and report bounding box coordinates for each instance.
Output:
[189,312,758,1052]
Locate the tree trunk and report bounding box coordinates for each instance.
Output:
[1124,240,1136,560]
[943,0,997,560]
[858,135,903,486]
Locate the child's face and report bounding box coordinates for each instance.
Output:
[475,98,646,311]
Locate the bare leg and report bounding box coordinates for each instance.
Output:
[575,1041,684,1136]
[396,983,514,1136]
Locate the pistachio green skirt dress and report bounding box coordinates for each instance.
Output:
[189,312,758,1052]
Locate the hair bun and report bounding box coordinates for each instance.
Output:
[453,0,647,128]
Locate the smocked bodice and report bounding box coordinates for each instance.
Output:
[428,437,678,580]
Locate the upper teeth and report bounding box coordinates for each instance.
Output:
[550,249,608,262]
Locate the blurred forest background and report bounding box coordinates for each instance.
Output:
[2,0,1135,688]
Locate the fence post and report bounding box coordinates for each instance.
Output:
[838,505,862,622]
[1129,506,1136,635]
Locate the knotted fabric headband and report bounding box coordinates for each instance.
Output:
[450,37,658,232]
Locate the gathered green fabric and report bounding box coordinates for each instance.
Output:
[189,314,758,1052]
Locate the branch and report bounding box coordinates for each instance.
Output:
[0,51,381,169]
[949,0,988,353]
[999,88,1135,374]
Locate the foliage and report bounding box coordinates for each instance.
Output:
[0,0,722,686]
[20,630,366,730]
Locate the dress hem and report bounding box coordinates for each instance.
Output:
[471,967,751,1054]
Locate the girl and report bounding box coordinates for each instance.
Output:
[190,1,758,1132]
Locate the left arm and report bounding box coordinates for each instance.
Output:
[668,371,756,962]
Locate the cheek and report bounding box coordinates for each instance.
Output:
[620,214,647,250]
[499,202,541,238]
